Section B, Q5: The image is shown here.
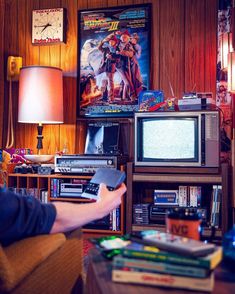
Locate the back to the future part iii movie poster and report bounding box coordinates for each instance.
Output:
[78,4,151,117]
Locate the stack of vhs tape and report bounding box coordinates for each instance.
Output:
[133,204,149,225]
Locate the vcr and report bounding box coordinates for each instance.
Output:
[54,154,118,174]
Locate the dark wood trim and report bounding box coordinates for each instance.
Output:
[0,0,4,148]
[134,166,220,174]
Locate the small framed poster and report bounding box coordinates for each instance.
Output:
[78,4,151,117]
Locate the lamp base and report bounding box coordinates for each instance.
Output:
[37,124,43,152]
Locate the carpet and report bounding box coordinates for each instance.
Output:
[82,238,95,282]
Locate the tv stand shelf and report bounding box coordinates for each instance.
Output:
[134,166,220,174]
[126,162,229,238]
[132,173,222,183]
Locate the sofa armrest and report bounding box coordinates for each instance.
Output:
[0,233,66,292]
[64,228,83,240]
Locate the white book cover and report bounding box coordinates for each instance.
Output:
[112,269,214,292]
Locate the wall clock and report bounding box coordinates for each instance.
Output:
[32,8,66,45]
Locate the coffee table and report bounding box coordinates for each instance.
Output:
[86,248,235,294]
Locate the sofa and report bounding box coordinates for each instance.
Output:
[0,229,83,294]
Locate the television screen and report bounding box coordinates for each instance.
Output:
[141,118,198,161]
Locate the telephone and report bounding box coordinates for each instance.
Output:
[7,56,22,81]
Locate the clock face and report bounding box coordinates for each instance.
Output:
[32,8,66,45]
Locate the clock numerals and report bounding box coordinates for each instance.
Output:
[32,8,66,45]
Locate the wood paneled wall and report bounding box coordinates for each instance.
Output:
[0,0,5,147]
[0,0,217,154]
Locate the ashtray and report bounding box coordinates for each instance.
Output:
[24,154,54,163]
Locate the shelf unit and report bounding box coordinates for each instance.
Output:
[126,162,229,238]
[6,173,125,235]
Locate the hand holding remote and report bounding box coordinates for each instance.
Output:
[96,182,126,218]
[81,168,126,200]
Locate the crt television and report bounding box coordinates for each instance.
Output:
[134,110,220,167]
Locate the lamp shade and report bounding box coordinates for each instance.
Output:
[18,66,63,124]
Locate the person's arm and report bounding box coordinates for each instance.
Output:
[50,183,126,234]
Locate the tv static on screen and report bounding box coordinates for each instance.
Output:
[142,119,196,160]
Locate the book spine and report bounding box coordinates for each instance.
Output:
[56,179,60,197]
[112,270,214,292]
[189,186,197,207]
[44,191,48,203]
[122,250,210,269]
[178,186,187,207]
[189,186,202,207]
[210,185,218,226]
[214,185,222,228]
[113,208,116,231]
[40,190,45,203]
[116,207,120,231]
[53,179,57,198]
[113,258,208,278]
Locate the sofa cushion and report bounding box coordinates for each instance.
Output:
[0,233,66,292]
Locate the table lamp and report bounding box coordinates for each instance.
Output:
[18,66,63,161]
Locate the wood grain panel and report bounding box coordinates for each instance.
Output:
[37,0,61,155]
[60,0,78,153]
[77,0,88,10]
[16,0,40,152]
[75,0,89,153]
[16,0,27,150]
[3,0,18,150]
[0,0,5,147]
[149,0,160,89]
[88,0,108,8]
[205,0,217,98]
[185,0,206,93]
[47,0,62,71]
[159,0,185,98]
[108,0,118,6]
[117,0,134,5]
[1,0,218,155]
[25,0,40,66]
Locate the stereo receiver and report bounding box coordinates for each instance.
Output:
[54,155,117,174]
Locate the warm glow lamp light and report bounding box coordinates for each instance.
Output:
[227,51,235,207]
[220,32,233,69]
[18,66,63,157]
[228,51,235,92]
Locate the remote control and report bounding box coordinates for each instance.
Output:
[81,168,126,200]
[131,230,216,257]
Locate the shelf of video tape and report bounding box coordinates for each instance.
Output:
[6,173,125,235]
[6,173,92,203]
[126,162,229,240]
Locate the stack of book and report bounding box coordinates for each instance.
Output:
[112,237,222,291]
